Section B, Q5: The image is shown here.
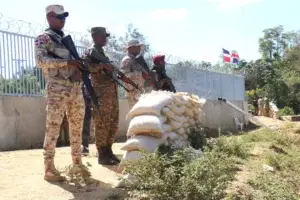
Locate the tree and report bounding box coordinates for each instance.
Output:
[258,25,289,60]
[244,25,300,113]
[120,23,151,53]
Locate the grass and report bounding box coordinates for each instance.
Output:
[122,123,300,200]
[225,125,300,200]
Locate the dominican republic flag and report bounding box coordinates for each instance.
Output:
[222,48,240,64]
[222,48,231,63]
[231,50,240,64]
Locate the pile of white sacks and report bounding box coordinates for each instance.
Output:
[120,90,206,163]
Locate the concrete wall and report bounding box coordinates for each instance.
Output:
[201,100,248,130]
[0,95,247,151]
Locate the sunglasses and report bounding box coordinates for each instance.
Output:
[56,14,66,21]
[49,14,66,21]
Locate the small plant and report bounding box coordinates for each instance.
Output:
[206,136,250,159]
[279,106,295,116]
[188,126,208,150]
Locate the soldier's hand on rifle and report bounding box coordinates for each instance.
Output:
[100,63,112,71]
[67,60,82,68]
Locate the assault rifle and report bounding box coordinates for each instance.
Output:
[152,65,176,93]
[61,35,101,114]
[135,54,160,90]
[89,50,142,92]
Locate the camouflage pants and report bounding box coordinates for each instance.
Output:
[93,84,119,149]
[43,83,84,165]
[126,90,140,111]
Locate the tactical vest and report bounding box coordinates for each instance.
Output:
[45,29,80,83]
[88,47,114,86]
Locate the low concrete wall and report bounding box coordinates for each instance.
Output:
[201,100,248,130]
[0,96,46,151]
[0,95,247,151]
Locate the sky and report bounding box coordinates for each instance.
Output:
[0,0,299,64]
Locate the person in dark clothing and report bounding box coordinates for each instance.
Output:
[151,54,176,93]
[81,85,92,156]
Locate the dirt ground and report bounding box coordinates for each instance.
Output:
[253,116,286,129]
[0,117,290,200]
[0,143,126,200]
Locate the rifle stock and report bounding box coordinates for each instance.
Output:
[61,35,101,114]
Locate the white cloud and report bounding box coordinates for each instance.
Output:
[150,8,188,21]
[207,0,262,9]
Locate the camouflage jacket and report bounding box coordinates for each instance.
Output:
[82,46,117,87]
[151,65,176,92]
[34,28,81,84]
[119,54,153,94]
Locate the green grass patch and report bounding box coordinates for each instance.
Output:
[123,126,300,200]
[248,172,298,200]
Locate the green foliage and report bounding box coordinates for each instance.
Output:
[0,73,44,95]
[188,126,208,150]
[123,126,250,200]
[245,25,300,114]
[181,152,238,200]
[206,136,250,160]
[248,172,298,200]
[124,147,240,200]
[279,106,295,116]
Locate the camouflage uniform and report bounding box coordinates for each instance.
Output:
[119,54,154,109]
[84,47,119,146]
[83,27,120,165]
[151,65,176,92]
[35,27,84,180]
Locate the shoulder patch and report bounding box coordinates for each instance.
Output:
[35,34,50,46]
[83,48,93,56]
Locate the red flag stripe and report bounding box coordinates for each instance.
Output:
[223,56,231,63]
[231,53,239,58]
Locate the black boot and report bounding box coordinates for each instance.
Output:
[81,146,89,156]
[107,144,121,164]
[97,146,119,165]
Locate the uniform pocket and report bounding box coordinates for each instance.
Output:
[54,48,70,59]
[48,68,58,77]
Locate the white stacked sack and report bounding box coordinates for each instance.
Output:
[121,90,206,163]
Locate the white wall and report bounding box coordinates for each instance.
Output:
[0,95,247,151]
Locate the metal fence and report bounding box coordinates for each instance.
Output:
[0,13,245,100]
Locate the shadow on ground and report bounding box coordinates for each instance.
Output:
[50,177,127,200]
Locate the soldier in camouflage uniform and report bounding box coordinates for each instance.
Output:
[151,54,176,93]
[35,4,86,181]
[82,27,120,165]
[119,40,155,110]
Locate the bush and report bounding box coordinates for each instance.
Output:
[206,136,250,159]
[124,148,199,200]
[188,126,208,150]
[279,106,295,116]
[124,148,239,200]
[123,129,249,200]
[181,152,238,200]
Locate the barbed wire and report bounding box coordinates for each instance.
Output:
[0,12,90,44]
[0,12,244,76]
